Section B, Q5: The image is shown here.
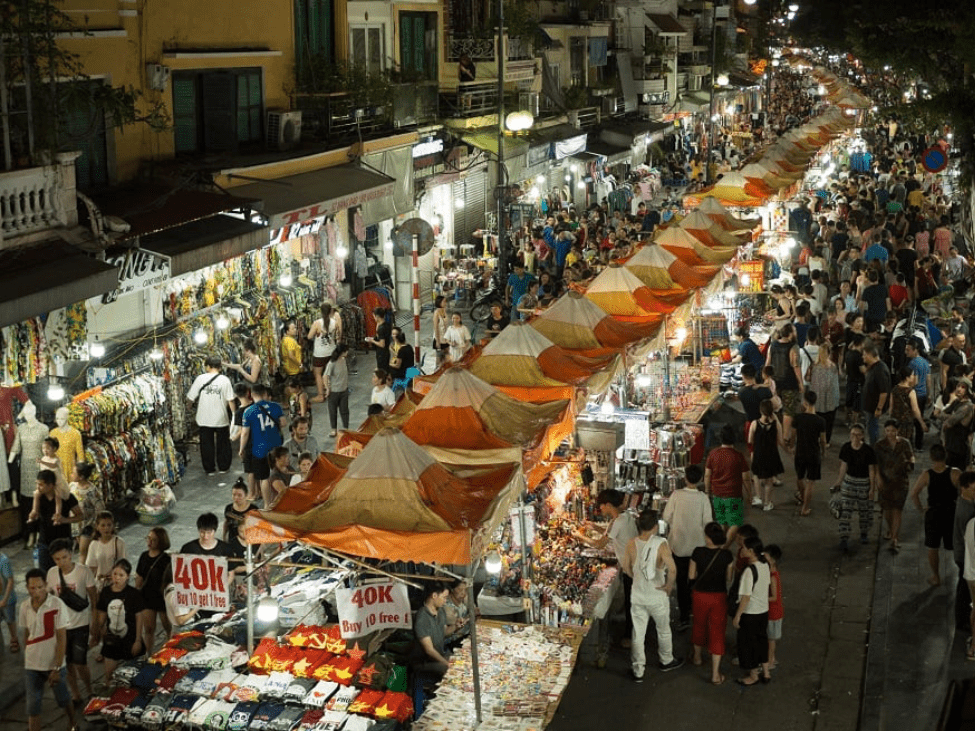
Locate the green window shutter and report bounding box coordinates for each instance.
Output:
[318,0,332,58]
[172,75,198,153]
[202,73,236,151]
[413,17,425,76]
[399,14,413,75]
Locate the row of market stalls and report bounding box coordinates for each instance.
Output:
[79,53,872,731]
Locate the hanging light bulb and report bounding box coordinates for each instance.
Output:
[454,198,465,209]
[484,551,503,575]
[89,340,105,358]
[194,329,208,345]
[279,271,293,288]
[384,239,394,250]
[675,327,688,343]
[47,381,64,401]
[336,244,349,259]
[741,273,751,287]
[149,346,164,361]
[256,595,279,623]
[577,181,585,189]
[216,314,230,330]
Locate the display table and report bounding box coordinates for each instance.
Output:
[413,620,585,731]
[477,588,525,617]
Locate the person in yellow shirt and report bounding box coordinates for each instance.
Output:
[280,320,303,377]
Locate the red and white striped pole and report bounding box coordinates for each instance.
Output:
[412,233,421,364]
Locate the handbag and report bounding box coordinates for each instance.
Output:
[691,547,723,590]
[59,570,89,612]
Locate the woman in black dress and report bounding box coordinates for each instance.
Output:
[748,399,786,511]
[134,527,172,655]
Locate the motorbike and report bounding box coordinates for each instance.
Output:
[470,271,504,322]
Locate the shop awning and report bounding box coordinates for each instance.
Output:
[587,140,632,165]
[94,186,259,242]
[139,214,268,277]
[728,70,763,88]
[463,130,531,161]
[526,124,587,160]
[646,13,688,35]
[679,91,712,113]
[647,120,675,143]
[228,164,396,229]
[0,240,118,327]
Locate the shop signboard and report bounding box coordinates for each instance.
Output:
[509,504,536,548]
[738,259,764,293]
[100,249,171,304]
[335,581,412,638]
[171,554,230,612]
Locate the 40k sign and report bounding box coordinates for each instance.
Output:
[335,581,411,638]
[172,554,230,612]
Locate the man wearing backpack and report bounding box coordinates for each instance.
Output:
[766,324,804,445]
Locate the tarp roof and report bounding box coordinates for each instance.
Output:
[656,225,736,264]
[244,428,523,564]
[624,243,718,289]
[679,210,746,247]
[696,197,761,232]
[531,290,661,350]
[584,263,675,320]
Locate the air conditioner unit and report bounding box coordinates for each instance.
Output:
[266,110,303,151]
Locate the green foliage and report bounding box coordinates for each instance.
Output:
[562,85,589,110]
[492,1,539,41]
[296,57,393,112]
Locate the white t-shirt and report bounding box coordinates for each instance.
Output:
[738,561,772,614]
[799,343,820,385]
[86,536,126,588]
[661,488,711,557]
[607,511,639,565]
[187,372,235,427]
[19,594,68,671]
[312,316,339,359]
[371,386,396,409]
[964,518,975,582]
[47,563,96,629]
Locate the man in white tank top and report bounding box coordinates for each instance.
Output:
[622,509,684,681]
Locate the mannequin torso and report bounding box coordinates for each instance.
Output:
[11,416,49,497]
[50,407,83,476]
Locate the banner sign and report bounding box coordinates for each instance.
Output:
[101,249,171,304]
[171,554,231,612]
[335,581,412,638]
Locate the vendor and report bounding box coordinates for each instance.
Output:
[573,490,638,646]
[412,581,462,678]
[443,580,473,647]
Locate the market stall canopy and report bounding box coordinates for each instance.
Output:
[272,452,354,513]
[695,197,761,232]
[584,262,680,319]
[678,210,746,247]
[470,321,619,396]
[625,243,718,290]
[531,290,661,350]
[244,428,523,564]
[656,225,736,265]
[738,162,796,191]
[682,171,769,209]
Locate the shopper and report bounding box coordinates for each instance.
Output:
[623,509,682,681]
[230,382,258,500]
[319,343,350,438]
[186,355,236,476]
[506,262,535,320]
[444,312,472,364]
[86,511,126,591]
[365,308,392,372]
[92,559,145,682]
[843,332,866,426]
[433,295,449,367]
[793,390,827,517]
[307,302,342,402]
[46,538,96,703]
[689,522,734,685]
[284,416,319,470]
[890,366,926,441]
[32,470,81,576]
[574,490,638,646]
[388,328,415,381]
[285,376,312,427]
[704,425,752,539]
[953,472,975,632]
[737,364,773,440]
[861,341,891,445]
[964,514,975,660]
[662,464,712,631]
[735,327,767,377]
[909,444,960,586]
[765,323,804,445]
[732,536,772,686]
[291,452,315,486]
[239,382,287,507]
[370,368,396,413]
[875,420,915,552]
[904,340,932,449]
[20,568,76,731]
[280,320,303,378]
[765,544,784,670]
[831,424,878,552]
[69,461,103,564]
[748,399,786,510]
[267,446,294,507]
[134,527,172,655]
[484,302,509,338]
[809,343,841,448]
[0,549,15,653]
[941,378,973,470]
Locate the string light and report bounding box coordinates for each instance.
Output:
[193,329,208,345]
[89,340,105,358]
[47,381,64,401]
[484,551,503,575]
[216,314,230,330]
[257,595,279,623]
[336,245,349,258]
[278,272,293,287]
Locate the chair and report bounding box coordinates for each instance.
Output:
[392,367,422,393]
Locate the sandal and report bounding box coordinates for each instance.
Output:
[967,637,975,661]
[712,674,726,685]
[328,430,337,437]
[8,639,18,653]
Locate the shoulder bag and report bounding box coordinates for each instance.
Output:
[59,570,90,612]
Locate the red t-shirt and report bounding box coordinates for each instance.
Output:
[705,445,749,498]
[889,284,909,309]
[768,569,784,621]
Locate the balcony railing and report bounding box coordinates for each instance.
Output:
[392,82,439,128]
[0,152,79,240]
[446,33,535,62]
[440,82,499,118]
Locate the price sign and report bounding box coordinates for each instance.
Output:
[509,504,536,548]
[335,581,412,638]
[172,554,230,612]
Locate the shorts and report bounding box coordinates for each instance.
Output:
[252,456,271,481]
[780,389,801,418]
[0,597,15,624]
[794,455,822,481]
[924,508,955,550]
[768,619,783,641]
[25,667,71,716]
[313,356,329,368]
[240,450,254,475]
[711,496,744,527]
[66,625,90,666]
[101,635,136,662]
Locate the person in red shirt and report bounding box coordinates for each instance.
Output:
[765,544,784,670]
[704,425,752,544]
[888,273,910,312]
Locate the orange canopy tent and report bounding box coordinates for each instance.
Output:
[679,210,746,248]
[243,427,523,564]
[469,320,618,401]
[624,243,719,290]
[695,197,760,233]
[532,290,661,350]
[584,263,681,320]
[656,225,735,265]
[682,171,769,210]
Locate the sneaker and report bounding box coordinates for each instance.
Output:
[631,671,644,683]
[772,478,783,486]
[763,502,774,512]
[751,496,763,507]
[659,658,685,673]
